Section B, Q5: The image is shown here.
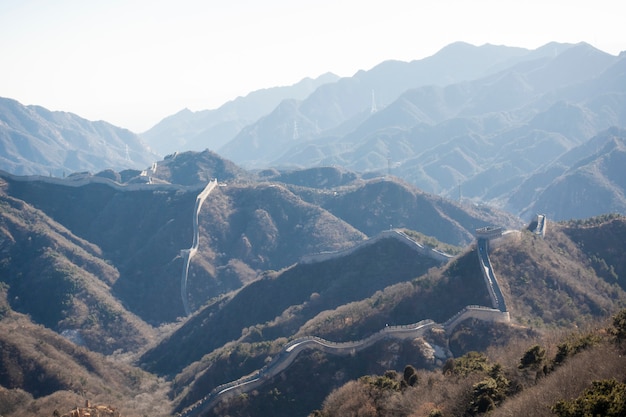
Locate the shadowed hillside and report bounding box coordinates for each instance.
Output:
[0,183,154,354]
[141,235,445,377]
[559,214,626,290]
[178,220,626,416]
[315,177,521,245]
[0,288,170,417]
[2,175,198,323]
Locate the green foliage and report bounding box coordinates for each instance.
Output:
[551,379,626,417]
[360,371,401,392]
[467,362,511,415]
[441,353,512,415]
[468,378,500,415]
[550,333,600,370]
[402,365,418,388]
[446,351,491,377]
[608,308,626,346]
[518,344,546,370]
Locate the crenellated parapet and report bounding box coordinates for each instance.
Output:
[475,226,503,240]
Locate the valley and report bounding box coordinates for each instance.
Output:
[2,159,625,416]
[0,40,625,417]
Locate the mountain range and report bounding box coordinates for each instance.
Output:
[141,72,340,156]
[0,97,159,176]
[1,148,625,416]
[211,42,626,221]
[2,42,625,221]
[1,40,626,416]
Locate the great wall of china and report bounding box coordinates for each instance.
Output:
[180,179,218,316]
[179,225,518,416]
[0,170,537,417]
[0,169,218,318]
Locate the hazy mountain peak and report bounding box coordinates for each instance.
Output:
[141,73,339,156]
[0,97,158,176]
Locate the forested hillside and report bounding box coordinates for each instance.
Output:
[1,145,626,416]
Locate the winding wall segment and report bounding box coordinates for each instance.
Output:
[179,320,436,417]
[180,179,218,316]
[0,171,515,416]
[0,170,219,318]
[477,238,508,312]
[180,231,513,416]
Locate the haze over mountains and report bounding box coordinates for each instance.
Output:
[2,41,625,221]
[141,72,340,156]
[2,150,626,416]
[2,40,626,416]
[0,97,159,176]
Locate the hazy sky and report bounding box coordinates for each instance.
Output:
[1,0,624,132]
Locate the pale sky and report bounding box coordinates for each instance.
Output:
[1,0,624,132]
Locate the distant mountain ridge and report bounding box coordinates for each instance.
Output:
[0,97,159,176]
[141,72,340,156]
[1,148,626,416]
[218,42,544,166]
[518,128,626,220]
[4,41,626,221]
[241,42,625,221]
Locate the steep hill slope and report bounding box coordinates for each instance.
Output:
[168,240,495,415]
[0,183,154,354]
[559,214,626,290]
[141,234,445,377]
[489,223,626,326]
[0,97,158,176]
[0,288,170,417]
[1,174,199,323]
[173,218,626,416]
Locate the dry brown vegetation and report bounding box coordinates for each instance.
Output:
[490,227,626,327]
[200,219,626,417]
[0,305,172,417]
[2,159,626,417]
[0,195,155,355]
[310,313,626,417]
